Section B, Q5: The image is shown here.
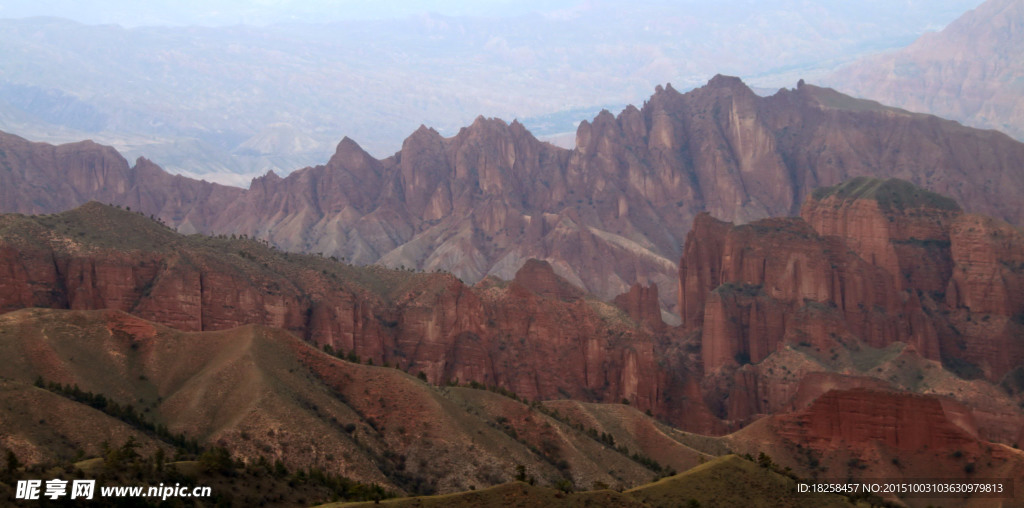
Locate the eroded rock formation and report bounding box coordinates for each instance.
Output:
[5,75,1024,315]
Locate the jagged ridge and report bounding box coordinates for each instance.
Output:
[4,75,1024,316]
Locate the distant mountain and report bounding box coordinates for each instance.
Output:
[0,2,984,178]
[826,0,1024,141]
[4,76,1024,316]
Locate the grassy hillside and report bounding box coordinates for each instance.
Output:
[323,455,859,508]
[0,308,681,500]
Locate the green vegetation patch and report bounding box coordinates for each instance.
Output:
[849,343,904,372]
[626,455,855,508]
[712,282,763,298]
[811,177,961,212]
[942,356,985,381]
[1001,366,1024,395]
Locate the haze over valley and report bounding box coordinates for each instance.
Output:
[0,0,987,184]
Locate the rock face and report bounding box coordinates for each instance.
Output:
[801,177,962,294]
[777,389,978,452]
[1,203,1020,501]
[678,213,731,327]
[943,213,1024,380]
[0,132,243,232]
[946,213,1024,316]
[5,75,1024,316]
[0,203,713,431]
[682,213,941,375]
[613,282,666,332]
[679,178,1024,434]
[685,178,1024,380]
[828,0,1024,141]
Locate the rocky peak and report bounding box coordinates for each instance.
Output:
[452,115,537,152]
[397,124,450,217]
[650,82,683,100]
[613,282,666,331]
[511,259,583,301]
[247,169,284,198]
[327,137,379,172]
[705,74,749,91]
[575,109,622,157]
[692,74,759,106]
[593,109,616,125]
[259,169,281,182]
[308,137,385,214]
[453,116,546,153]
[508,118,529,137]
[400,125,446,160]
[468,114,506,129]
[573,119,592,154]
[132,156,164,176]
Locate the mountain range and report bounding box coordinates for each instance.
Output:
[3,75,1024,321]
[0,1,984,180]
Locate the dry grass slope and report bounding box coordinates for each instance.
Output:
[323,455,858,508]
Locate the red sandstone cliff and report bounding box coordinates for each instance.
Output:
[718,385,1024,500]
[682,178,1024,379]
[777,388,979,452]
[0,203,708,431]
[613,282,666,332]
[946,213,1024,316]
[682,214,940,375]
[801,177,962,294]
[679,178,1024,438]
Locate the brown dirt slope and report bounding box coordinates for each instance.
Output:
[0,307,680,494]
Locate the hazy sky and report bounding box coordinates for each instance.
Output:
[0,0,985,28]
[0,0,581,26]
[0,0,990,180]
